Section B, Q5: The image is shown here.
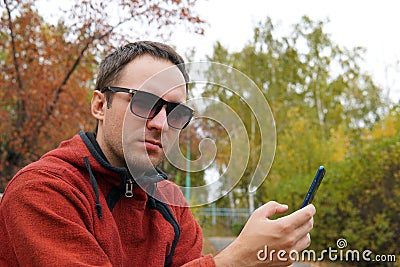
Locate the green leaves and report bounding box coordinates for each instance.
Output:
[201,15,399,260]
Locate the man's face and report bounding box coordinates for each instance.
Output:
[96,55,187,173]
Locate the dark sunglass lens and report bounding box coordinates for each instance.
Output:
[130,90,192,129]
[131,91,162,118]
[167,104,193,129]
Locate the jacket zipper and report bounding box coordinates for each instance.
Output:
[125,178,134,197]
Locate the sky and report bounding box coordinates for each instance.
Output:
[170,0,400,102]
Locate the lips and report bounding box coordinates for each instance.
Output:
[144,139,162,150]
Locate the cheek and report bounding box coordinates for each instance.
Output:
[123,114,147,136]
[104,110,123,134]
[161,130,180,154]
[102,105,130,145]
[102,114,123,152]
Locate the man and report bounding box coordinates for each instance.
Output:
[0,41,315,266]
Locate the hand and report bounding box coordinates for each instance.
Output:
[214,201,315,266]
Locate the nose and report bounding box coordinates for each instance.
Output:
[146,105,169,131]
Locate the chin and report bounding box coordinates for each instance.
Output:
[148,155,164,168]
[125,154,162,173]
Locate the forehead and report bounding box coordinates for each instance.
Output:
[118,54,187,102]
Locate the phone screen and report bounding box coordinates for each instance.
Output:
[301,166,326,208]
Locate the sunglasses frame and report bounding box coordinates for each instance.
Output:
[101,86,193,129]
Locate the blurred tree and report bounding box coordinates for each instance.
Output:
[202,16,399,261]
[204,16,384,209]
[0,0,205,191]
[313,116,400,265]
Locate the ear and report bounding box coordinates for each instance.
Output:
[91,90,106,121]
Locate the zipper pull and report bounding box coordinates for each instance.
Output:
[125,179,134,198]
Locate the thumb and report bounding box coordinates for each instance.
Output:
[254,201,289,219]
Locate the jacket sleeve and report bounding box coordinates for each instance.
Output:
[0,168,115,267]
[170,203,216,267]
[181,254,216,267]
[156,180,215,267]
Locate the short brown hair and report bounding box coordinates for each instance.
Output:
[95,41,189,92]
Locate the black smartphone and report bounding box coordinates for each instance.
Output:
[301,166,326,208]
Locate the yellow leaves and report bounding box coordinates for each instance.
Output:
[369,110,400,139]
[328,127,350,162]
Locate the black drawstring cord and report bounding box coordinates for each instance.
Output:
[84,157,103,219]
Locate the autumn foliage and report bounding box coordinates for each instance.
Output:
[0,0,205,191]
[203,17,400,263]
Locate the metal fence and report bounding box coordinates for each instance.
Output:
[194,207,251,225]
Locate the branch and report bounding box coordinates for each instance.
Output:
[4,0,23,90]
[41,18,132,125]
[4,0,26,132]
[35,22,120,133]
[36,39,92,134]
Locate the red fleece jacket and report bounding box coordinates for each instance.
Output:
[0,133,216,267]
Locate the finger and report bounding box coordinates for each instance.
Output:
[277,204,315,229]
[293,216,314,242]
[253,201,289,219]
[293,233,312,252]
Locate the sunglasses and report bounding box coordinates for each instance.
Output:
[101,86,193,129]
